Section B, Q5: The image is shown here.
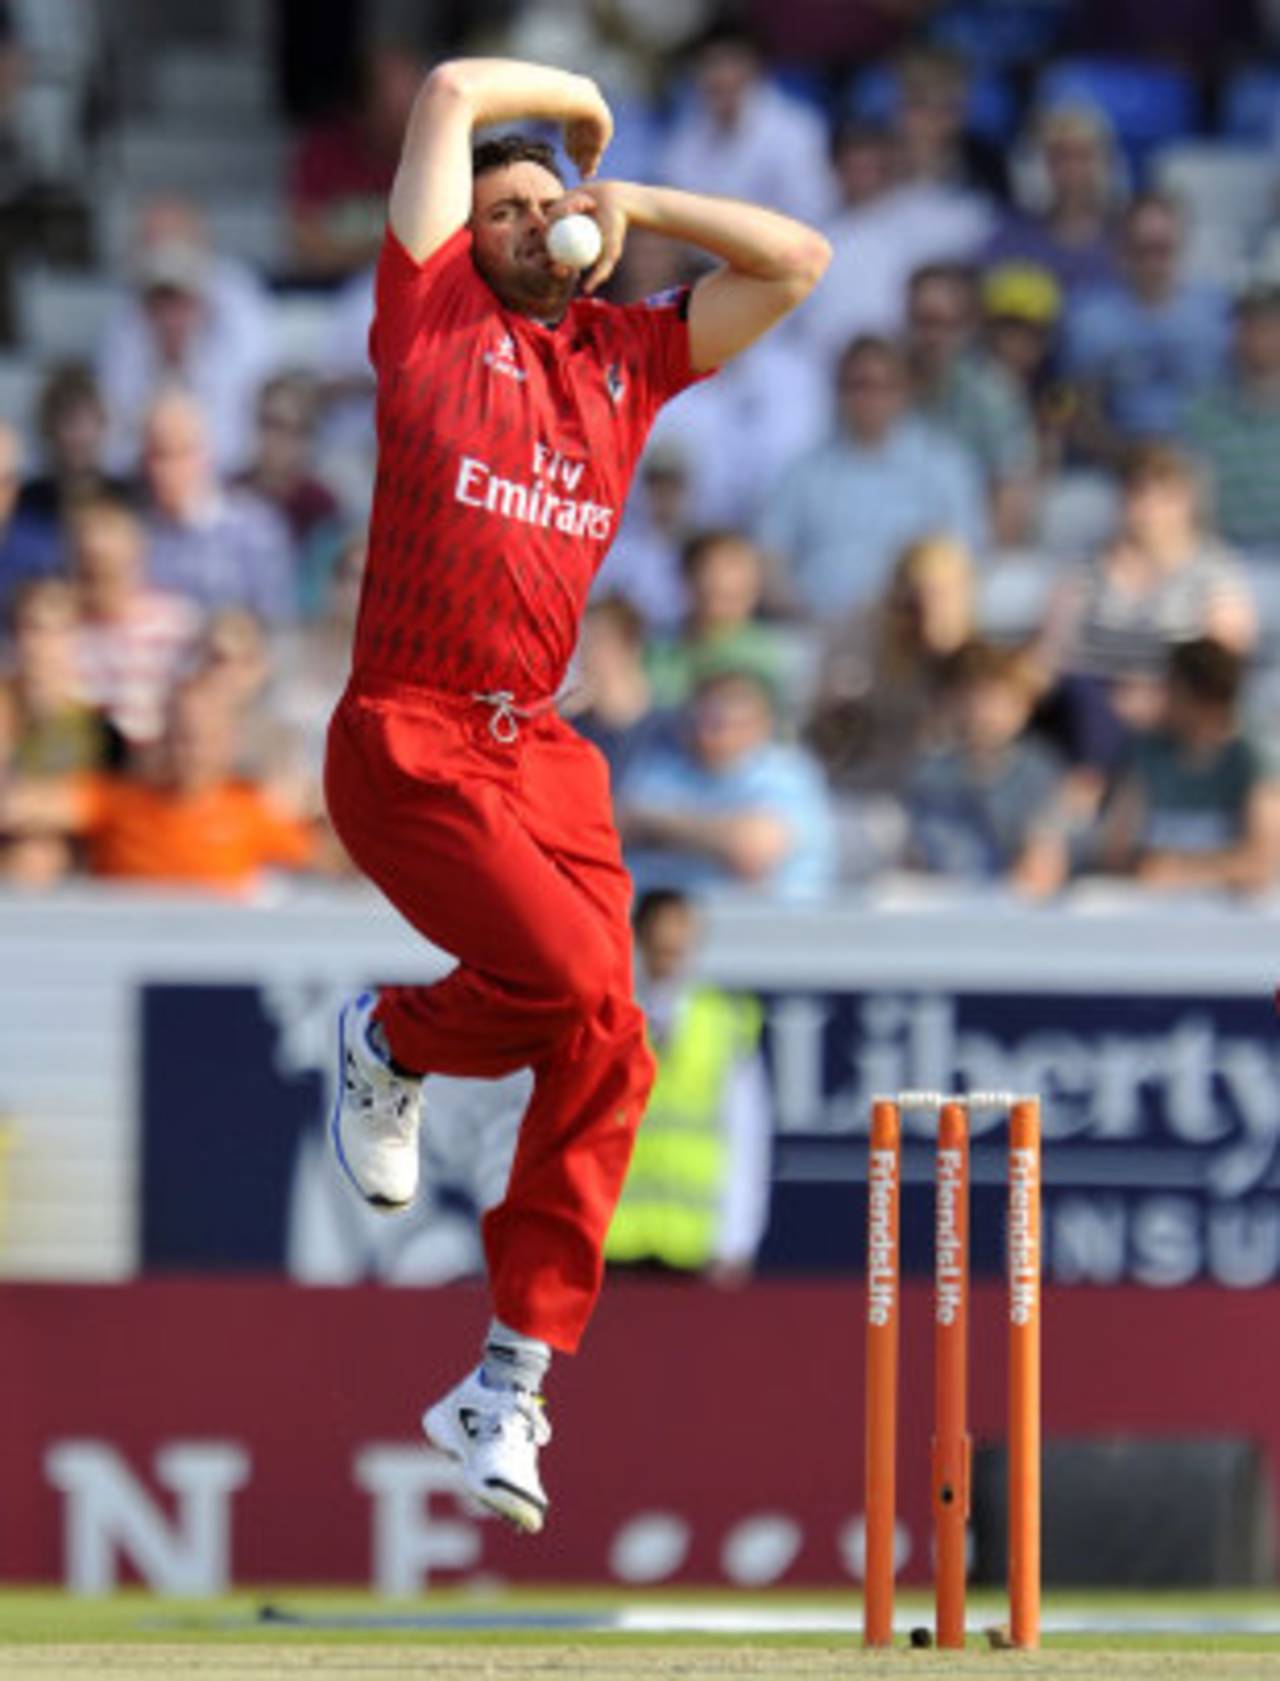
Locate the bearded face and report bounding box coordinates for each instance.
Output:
[470,161,576,318]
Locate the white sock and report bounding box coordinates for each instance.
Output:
[481,1318,551,1394]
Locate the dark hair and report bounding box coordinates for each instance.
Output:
[908,261,976,299]
[472,134,563,183]
[1123,189,1182,231]
[838,334,906,380]
[693,665,776,710]
[633,886,694,933]
[830,118,891,164]
[1118,439,1199,493]
[689,15,764,64]
[680,527,759,578]
[1167,637,1244,709]
[38,362,103,440]
[944,638,1040,700]
[897,42,970,93]
[256,371,319,427]
[6,574,76,633]
[585,591,646,650]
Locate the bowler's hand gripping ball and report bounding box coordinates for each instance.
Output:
[547,213,603,270]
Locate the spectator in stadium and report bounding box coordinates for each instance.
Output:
[187,606,316,817]
[647,529,789,711]
[983,103,1124,299]
[1064,192,1230,464]
[0,577,115,775]
[140,391,297,627]
[657,20,833,226]
[1097,638,1280,896]
[234,374,343,605]
[70,495,200,746]
[97,197,273,474]
[645,317,828,531]
[495,0,711,110]
[802,120,986,367]
[16,365,129,545]
[0,419,60,614]
[605,887,772,1282]
[591,440,694,632]
[803,122,907,358]
[1181,268,1280,557]
[980,263,1072,472]
[904,639,1069,895]
[288,39,424,280]
[1037,442,1256,773]
[906,262,1039,545]
[618,666,836,897]
[0,676,317,896]
[888,44,1006,205]
[806,533,978,798]
[0,578,117,888]
[641,171,828,537]
[758,335,985,617]
[568,594,675,787]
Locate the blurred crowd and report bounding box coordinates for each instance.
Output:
[3,1,1280,902]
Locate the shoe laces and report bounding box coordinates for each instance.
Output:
[477,1388,551,1450]
[344,1044,419,1143]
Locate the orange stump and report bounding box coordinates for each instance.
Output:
[1008,1099,1042,1650]
[932,1102,970,1649]
[863,1100,901,1648]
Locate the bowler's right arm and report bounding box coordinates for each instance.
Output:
[389,60,613,264]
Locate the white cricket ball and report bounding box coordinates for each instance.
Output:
[547,213,603,270]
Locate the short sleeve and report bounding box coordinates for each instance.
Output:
[616,287,711,413]
[369,225,483,373]
[1062,292,1117,378]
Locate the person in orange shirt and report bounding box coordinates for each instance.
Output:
[1,677,316,895]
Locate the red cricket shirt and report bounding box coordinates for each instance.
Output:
[355,225,706,699]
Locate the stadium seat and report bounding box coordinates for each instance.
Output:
[770,64,832,118]
[1037,59,1198,162]
[1152,142,1273,283]
[0,355,41,437]
[845,62,1016,143]
[113,124,286,196]
[13,266,116,362]
[270,293,339,373]
[201,199,287,273]
[929,0,1071,69]
[1221,66,1280,142]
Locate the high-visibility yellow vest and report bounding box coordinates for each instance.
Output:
[605,987,762,1271]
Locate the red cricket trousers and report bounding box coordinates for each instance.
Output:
[324,676,655,1353]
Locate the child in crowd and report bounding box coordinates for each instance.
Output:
[905,639,1068,894]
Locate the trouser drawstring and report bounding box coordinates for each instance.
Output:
[472,689,545,743]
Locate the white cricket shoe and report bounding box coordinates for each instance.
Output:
[423,1368,551,1534]
[330,991,422,1210]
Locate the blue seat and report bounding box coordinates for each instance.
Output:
[845,63,1016,143]
[1037,59,1198,159]
[1221,67,1280,142]
[770,64,832,117]
[930,1,1071,70]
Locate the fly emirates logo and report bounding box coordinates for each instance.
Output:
[454,442,615,541]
